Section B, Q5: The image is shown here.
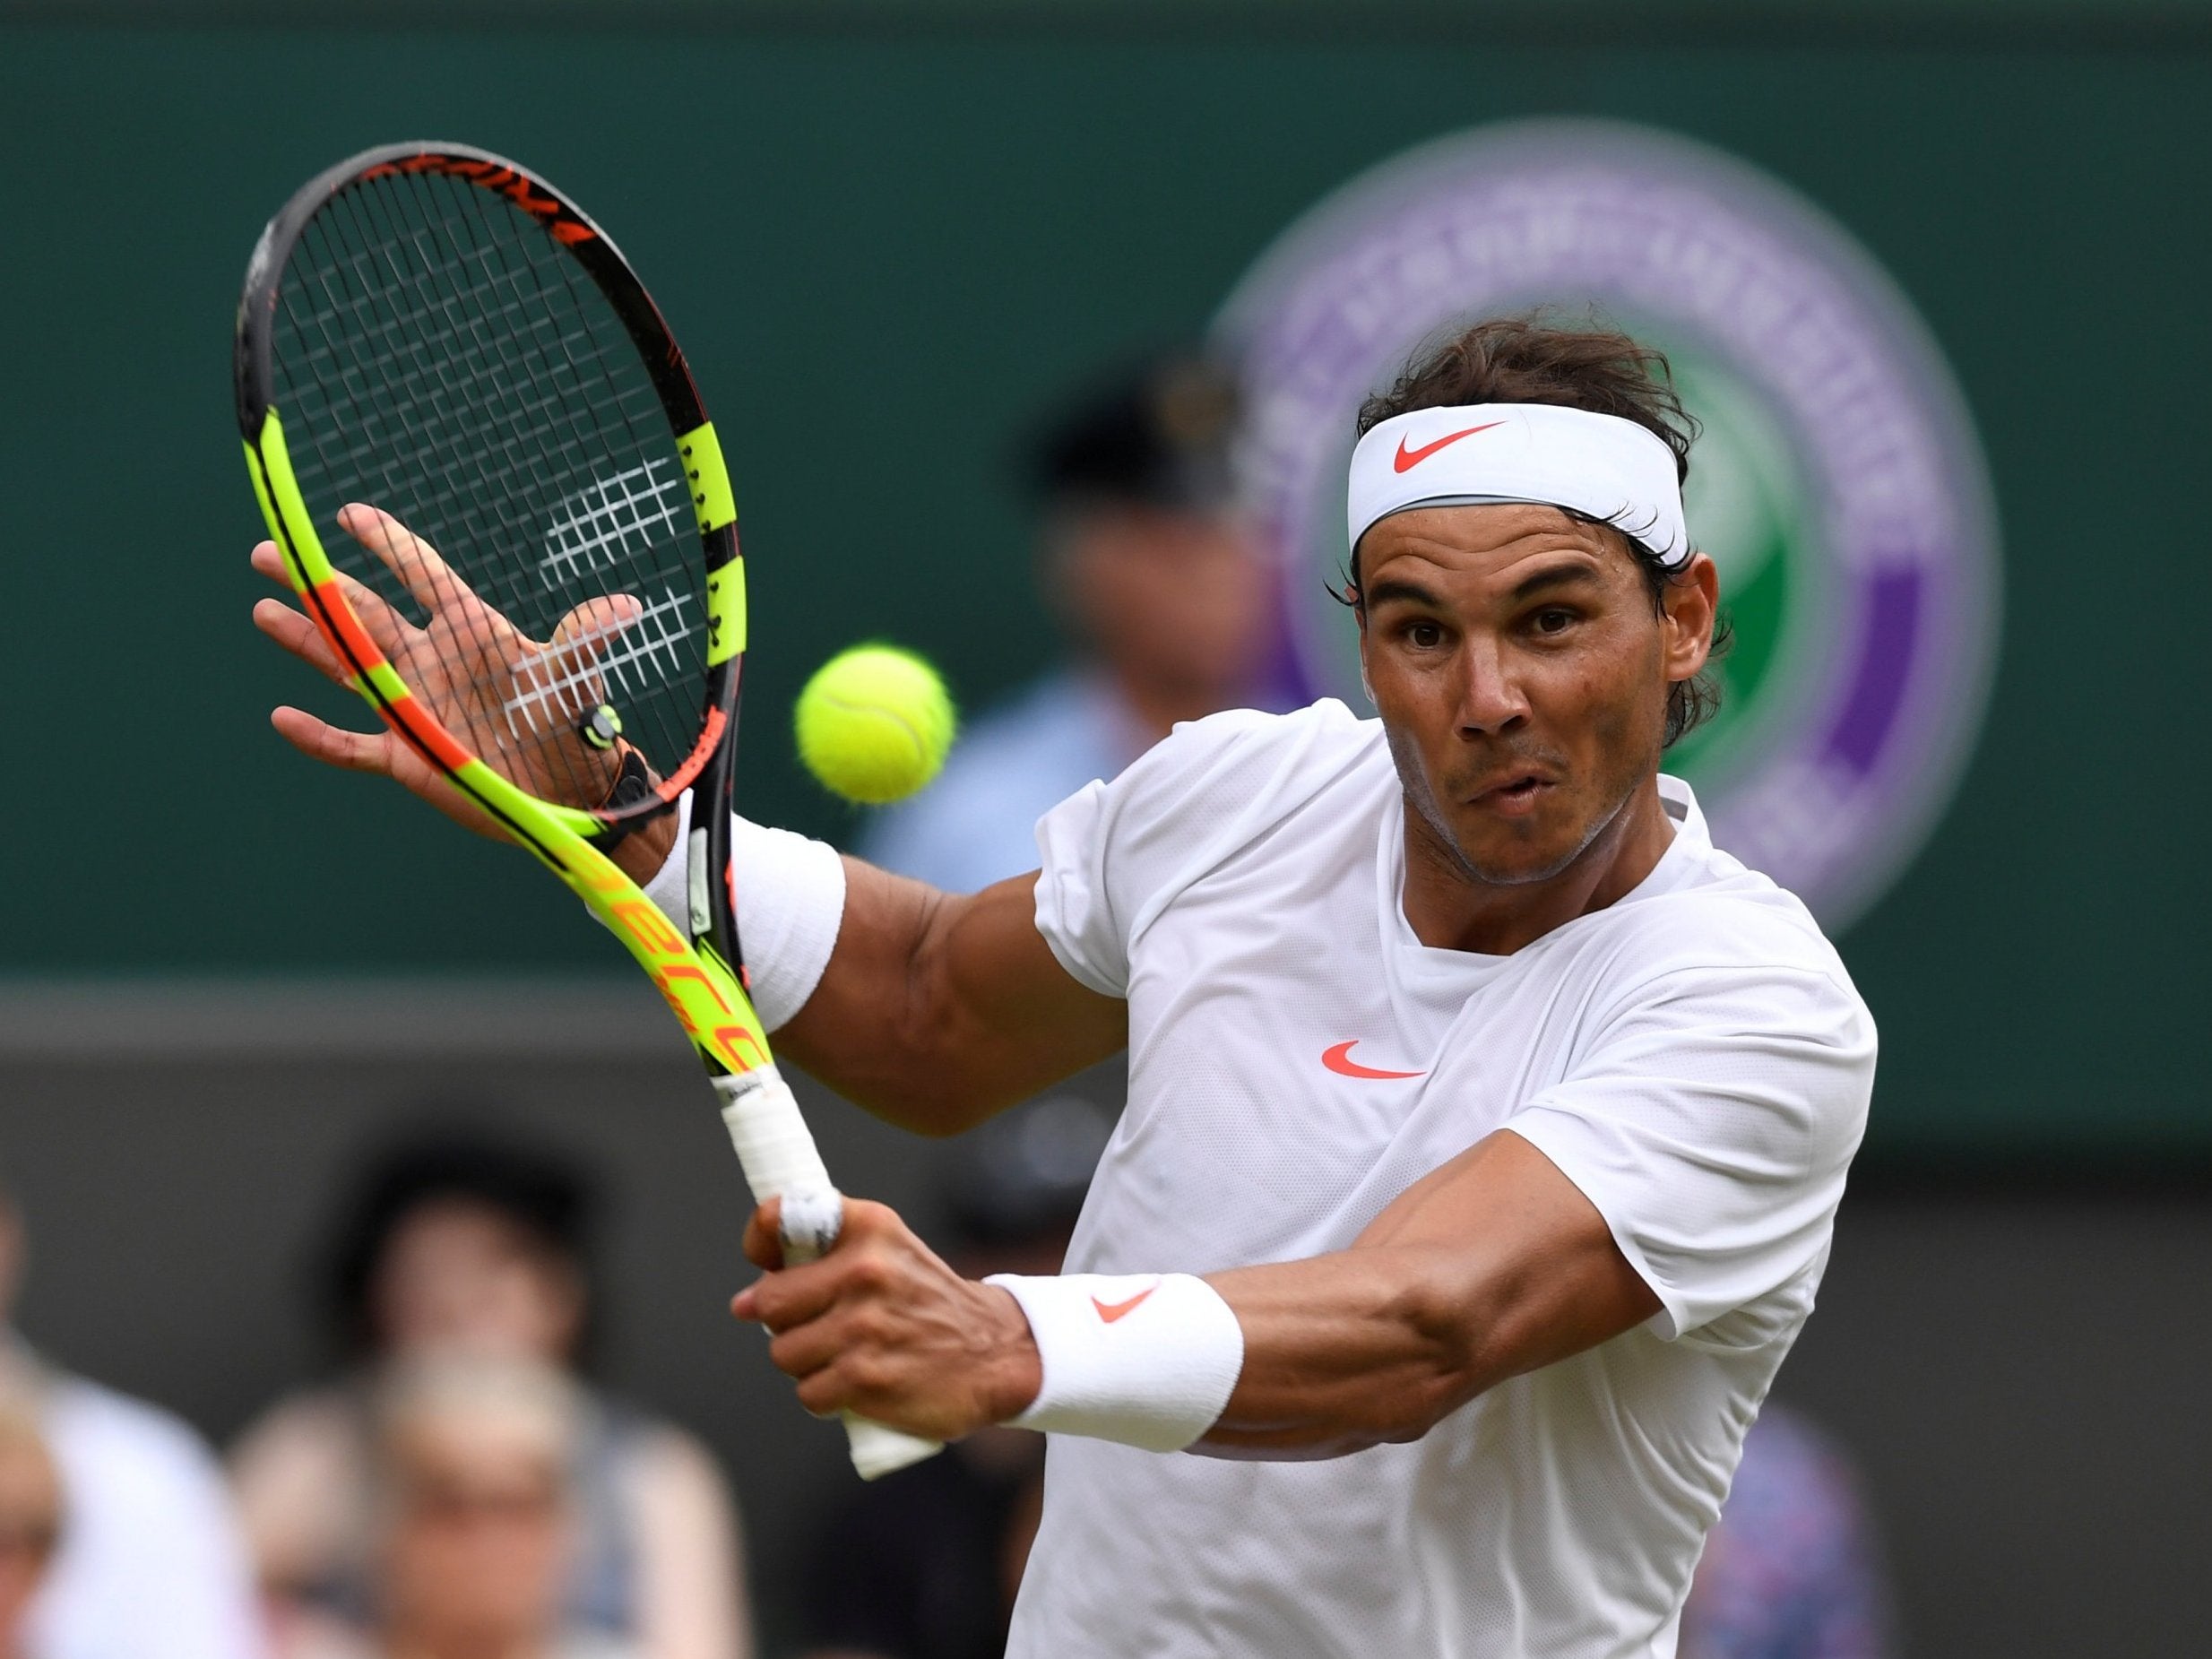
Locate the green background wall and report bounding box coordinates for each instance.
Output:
[1,13,2206,1154]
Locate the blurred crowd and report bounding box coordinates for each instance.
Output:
[0,351,1889,1659]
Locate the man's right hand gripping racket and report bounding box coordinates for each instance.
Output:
[234,143,940,1480]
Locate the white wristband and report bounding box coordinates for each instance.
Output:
[635,792,846,1032]
[985,1272,1244,1453]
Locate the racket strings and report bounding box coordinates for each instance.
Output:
[270,167,707,809]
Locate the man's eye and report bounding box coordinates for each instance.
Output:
[1534,609,1577,635]
[1406,621,1444,649]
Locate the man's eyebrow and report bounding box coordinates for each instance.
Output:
[1509,560,1607,602]
[1361,577,1441,609]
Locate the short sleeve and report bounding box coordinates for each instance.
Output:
[1505,963,1875,1340]
[1033,701,1375,1001]
[1033,774,1125,996]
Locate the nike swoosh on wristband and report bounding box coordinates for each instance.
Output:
[1091,1285,1158,1324]
[1392,421,1505,473]
[1321,1041,1425,1080]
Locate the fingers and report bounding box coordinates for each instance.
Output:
[252,544,414,660]
[341,503,487,624]
[254,598,353,689]
[507,594,644,731]
[534,593,647,721]
[329,568,417,658]
[549,593,645,660]
[268,705,515,843]
[740,1198,787,1273]
[742,1248,873,1336]
[270,705,396,776]
[250,540,299,593]
[732,1243,1033,1438]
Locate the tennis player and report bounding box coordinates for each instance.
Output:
[256,316,1874,1657]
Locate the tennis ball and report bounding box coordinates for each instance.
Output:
[794,644,956,805]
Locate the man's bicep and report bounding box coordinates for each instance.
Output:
[931,869,1129,1087]
[777,864,1124,1135]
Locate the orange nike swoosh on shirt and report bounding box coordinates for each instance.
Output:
[1321,1041,1425,1080]
[1092,1285,1158,1324]
[1391,420,1505,473]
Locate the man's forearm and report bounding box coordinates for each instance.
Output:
[1196,1247,1490,1459]
[733,1135,1657,1455]
[621,805,1121,1135]
[1197,1132,1662,1457]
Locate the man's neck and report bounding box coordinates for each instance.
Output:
[1400,774,1676,956]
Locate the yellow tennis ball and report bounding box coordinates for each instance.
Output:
[794,645,956,805]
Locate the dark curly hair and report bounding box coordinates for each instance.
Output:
[1352,313,1730,747]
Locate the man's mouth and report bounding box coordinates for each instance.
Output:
[1465,772,1555,817]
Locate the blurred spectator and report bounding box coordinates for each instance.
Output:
[861,350,1282,890]
[284,1355,630,1659]
[1680,1404,1896,1659]
[796,1095,1114,1659]
[0,1402,61,1659]
[0,1184,266,1659]
[229,1130,747,1659]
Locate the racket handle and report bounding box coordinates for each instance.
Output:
[716,1072,946,1481]
[842,1411,946,1481]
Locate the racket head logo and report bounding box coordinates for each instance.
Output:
[359,151,599,245]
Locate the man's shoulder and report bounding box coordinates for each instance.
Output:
[1594,860,1867,1021]
[1129,698,1384,805]
[1084,699,1388,868]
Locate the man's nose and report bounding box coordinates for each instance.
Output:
[1454,635,1531,737]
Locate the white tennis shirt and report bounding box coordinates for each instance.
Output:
[1008,699,1876,1659]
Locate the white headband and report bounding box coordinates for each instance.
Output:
[1347,403,1690,567]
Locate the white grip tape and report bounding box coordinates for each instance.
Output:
[986,1272,1245,1453]
[714,1066,832,1202]
[713,1068,942,1481]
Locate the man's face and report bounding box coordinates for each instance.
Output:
[1356,502,1715,888]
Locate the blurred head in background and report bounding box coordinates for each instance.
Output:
[236,1126,747,1659]
[861,349,1282,894]
[365,1357,584,1659]
[0,1402,61,1655]
[1028,351,1271,739]
[326,1132,594,1369]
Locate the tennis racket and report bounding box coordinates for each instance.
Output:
[235,141,939,1480]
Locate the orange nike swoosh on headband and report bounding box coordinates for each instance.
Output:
[1092,1285,1158,1324]
[1321,1041,1426,1080]
[1392,421,1505,473]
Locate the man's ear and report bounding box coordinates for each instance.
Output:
[1352,590,1377,704]
[1661,552,1720,683]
